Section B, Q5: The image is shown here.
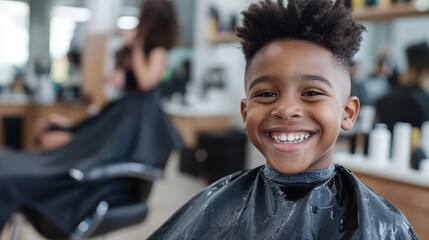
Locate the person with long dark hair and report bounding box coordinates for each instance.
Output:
[0,0,183,237]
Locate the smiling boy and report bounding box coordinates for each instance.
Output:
[149,0,418,239]
[242,40,356,175]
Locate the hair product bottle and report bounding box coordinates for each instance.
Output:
[391,122,412,169]
[368,123,391,165]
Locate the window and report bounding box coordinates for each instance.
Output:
[50,6,90,84]
[0,1,29,86]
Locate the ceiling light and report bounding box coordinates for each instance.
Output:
[116,16,139,30]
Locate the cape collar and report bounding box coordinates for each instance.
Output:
[262,164,336,185]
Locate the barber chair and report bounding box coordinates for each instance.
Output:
[6,157,170,240]
[2,91,183,240]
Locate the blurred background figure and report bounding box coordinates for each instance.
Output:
[363,47,399,106]
[375,41,429,132]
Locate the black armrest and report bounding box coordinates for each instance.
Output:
[69,162,164,182]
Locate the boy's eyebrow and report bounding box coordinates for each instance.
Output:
[248,75,278,91]
[297,74,333,88]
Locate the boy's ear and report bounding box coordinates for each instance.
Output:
[240,99,248,132]
[341,96,360,131]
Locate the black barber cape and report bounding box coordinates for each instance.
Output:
[0,87,183,235]
[149,164,418,239]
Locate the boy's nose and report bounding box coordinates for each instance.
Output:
[271,96,302,120]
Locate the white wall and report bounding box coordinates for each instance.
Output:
[356,17,429,78]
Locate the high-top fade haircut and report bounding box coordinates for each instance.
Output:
[236,0,365,72]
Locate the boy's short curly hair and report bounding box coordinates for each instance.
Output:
[236,0,365,70]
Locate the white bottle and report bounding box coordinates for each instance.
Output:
[391,122,412,169]
[368,123,391,165]
[36,74,55,105]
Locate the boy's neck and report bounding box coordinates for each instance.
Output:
[263,164,335,184]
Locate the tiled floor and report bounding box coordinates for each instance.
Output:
[0,144,266,240]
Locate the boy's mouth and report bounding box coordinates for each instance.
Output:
[268,132,311,144]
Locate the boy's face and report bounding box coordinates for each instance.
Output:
[241,40,359,174]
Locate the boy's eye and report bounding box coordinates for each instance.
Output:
[254,91,276,98]
[303,90,323,96]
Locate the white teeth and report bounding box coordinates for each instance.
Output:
[269,132,311,143]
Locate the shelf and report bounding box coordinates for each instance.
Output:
[206,4,429,44]
[353,2,429,21]
[205,4,429,45]
[334,152,429,188]
[207,31,239,44]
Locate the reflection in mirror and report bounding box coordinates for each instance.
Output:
[0,0,197,105]
[50,5,90,102]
